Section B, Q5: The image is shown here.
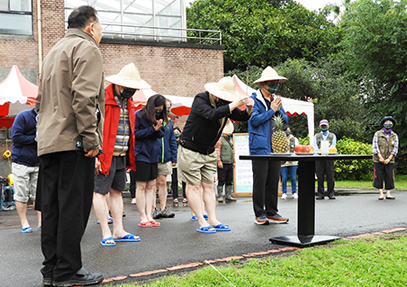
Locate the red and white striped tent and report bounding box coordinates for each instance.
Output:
[0,65,37,128]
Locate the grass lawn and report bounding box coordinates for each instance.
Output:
[335,174,407,190]
[113,232,407,287]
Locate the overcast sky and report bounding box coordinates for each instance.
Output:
[186,0,346,11]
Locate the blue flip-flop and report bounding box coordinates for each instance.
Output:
[212,224,231,231]
[97,217,113,224]
[100,237,116,247]
[196,226,216,234]
[114,234,140,242]
[21,226,33,233]
[190,215,209,221]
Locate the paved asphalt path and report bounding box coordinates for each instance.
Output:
[1,189,406,287]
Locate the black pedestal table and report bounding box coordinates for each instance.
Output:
[239,153,372,247]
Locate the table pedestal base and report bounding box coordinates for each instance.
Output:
[269,235,340,248]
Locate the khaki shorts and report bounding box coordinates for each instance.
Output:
[158,161,173,176]
[12,162,39,203]
[177,145,217,185]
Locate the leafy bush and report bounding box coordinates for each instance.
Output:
[335,137,372,180]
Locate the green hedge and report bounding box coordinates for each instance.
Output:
[334,137,372,180]
[297,136,373,180]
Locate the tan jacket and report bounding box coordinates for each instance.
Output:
[35,29,105,156]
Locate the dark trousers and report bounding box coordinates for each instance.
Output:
[171,168,186,199]
[252,159,281,217]
[129,170,136,198]
[373,162,395,190]
[37,151,94,282]
[315,160,335,198]
[217,163,233,187]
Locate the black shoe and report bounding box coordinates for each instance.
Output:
[152,208,162,219]
[53,268,103,287]
[316,197,324,200]
[328,196,336,200]
[43,278,52,286]
[160,207,175,218]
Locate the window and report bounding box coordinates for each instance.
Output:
[65,0,187,42]
[0,0,33,35]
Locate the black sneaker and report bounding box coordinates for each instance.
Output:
[152,208,162,219]
[43,278,52,286]
[160,207,175,218]
[53,268,103,287]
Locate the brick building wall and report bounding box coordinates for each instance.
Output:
[0,0,224,177]
[0,0,224,96]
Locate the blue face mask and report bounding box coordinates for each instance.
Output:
[267,84,279,94]
[321,126,328,132]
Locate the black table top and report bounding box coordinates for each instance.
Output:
[239,154,372,161]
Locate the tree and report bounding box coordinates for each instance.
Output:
[226,58,370,140]
[340,0,407,172]
[187,0,340,70]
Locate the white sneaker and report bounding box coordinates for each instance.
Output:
[281,193,287,199]
[292,193,298,199]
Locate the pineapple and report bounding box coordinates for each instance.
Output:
[272,115,289,153]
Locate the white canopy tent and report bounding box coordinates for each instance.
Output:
[232,75,315,145]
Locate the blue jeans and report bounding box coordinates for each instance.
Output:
[281,165,297,194]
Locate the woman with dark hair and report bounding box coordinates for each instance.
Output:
[134,94,167,227]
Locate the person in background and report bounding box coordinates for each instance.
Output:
[178,76,253,233]
[152,99,177,219]
[313,119,337,200]
[280,125,299,199]
[171,127,187,207]
[373,116,398,200]
[215,120,236,203]
[129,170,137,205]
[134,94,166,228]
[34,6,104,286]
[93,63,147,246]
[11,108,41,233]
[248,66,289,225]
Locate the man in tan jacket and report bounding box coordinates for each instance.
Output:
[35,6,104,287]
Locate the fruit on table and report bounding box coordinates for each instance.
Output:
[318,147,338,153]
[294,145,314,153]
[329,147,337,153]
[272,115,289,153]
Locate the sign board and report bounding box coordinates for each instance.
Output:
[233,133,253,197]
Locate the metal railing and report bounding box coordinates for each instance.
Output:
[100,22,222,45]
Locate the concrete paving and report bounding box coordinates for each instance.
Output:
[0,189,406,287]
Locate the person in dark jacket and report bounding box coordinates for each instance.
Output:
[134,94,166,228]
[178,76,253,233]
[11,108,41,233]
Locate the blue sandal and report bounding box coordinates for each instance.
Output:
[114,234,140,242]
[100,237,116,247]
[196,226,216,234]
[190,215,209,221]
[21,226,33,233]
[212,224,231,231]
